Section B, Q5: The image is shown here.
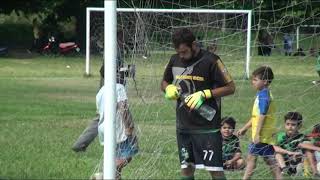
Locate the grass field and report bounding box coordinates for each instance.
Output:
[0,52,319,179]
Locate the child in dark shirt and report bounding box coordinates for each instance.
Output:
[275,112,320,177]
[220,116,245,170]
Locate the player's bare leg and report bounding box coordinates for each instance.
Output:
[305,150,319,176]
[243,154,257,180]
[181,165,195,179]
[264,156,282,180]
[116,157,132,180]
[209,171,226,180]
[275,153,286,170]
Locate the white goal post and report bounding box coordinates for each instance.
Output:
[85,7,252,78]
[296,25,320,50]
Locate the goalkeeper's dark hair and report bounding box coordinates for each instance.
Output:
[172,28,196,49]
[252,66,274,84]
[284,111,303,126]
[221,116,236,129]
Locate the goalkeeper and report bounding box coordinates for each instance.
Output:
[161,28,235,179]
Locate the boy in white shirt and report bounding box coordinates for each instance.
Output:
[95,74,138,180]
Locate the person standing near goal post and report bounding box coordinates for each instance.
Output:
[93,69,138,180]
[161,28,235,180]
[72,33,124,152]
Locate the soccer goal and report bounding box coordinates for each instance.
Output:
[86,7,252,78]
[95,5,254,179]
[296,24,320,50]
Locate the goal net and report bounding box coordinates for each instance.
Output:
[86,8,252,79]
[88,4,320,180]
[88,7,253,179]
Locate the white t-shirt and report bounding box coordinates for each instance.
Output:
[97,84,128,145]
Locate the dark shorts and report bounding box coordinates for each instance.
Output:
[177,130,223,171]
[116,136,138,159]
[248,143,275,157]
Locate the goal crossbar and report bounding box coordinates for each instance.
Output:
[86,7,252,78]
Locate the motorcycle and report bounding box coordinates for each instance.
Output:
[42,36,80,55]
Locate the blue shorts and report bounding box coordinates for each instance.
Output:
[116,136,138,159]
[248,143,274,157]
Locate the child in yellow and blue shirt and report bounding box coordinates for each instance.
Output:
[237,66,282,180]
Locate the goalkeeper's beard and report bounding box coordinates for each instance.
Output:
[181,49,197,62]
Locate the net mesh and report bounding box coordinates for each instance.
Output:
[87,2,320,179]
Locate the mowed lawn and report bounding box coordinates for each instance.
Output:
[0,53,319,179]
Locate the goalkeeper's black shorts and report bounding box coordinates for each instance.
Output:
[177,130,223,171]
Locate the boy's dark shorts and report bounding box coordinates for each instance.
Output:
[248,143,275,157]
[177,130,223,171]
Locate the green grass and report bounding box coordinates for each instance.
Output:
[0,53,319,179]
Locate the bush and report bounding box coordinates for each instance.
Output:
[0,10,36,49]
[0,23,33,48]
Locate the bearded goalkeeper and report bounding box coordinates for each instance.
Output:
[161,28,235,180]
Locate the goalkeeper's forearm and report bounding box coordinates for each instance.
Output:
[210,81,235,98]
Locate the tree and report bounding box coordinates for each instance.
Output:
[42,0,103,48]
[1,0,319,49]
[0,0,103,48]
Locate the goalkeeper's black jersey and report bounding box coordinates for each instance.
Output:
[162,49,233,132]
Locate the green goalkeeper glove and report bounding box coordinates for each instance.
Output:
[184,89,212,110]
[165,84,179,100]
